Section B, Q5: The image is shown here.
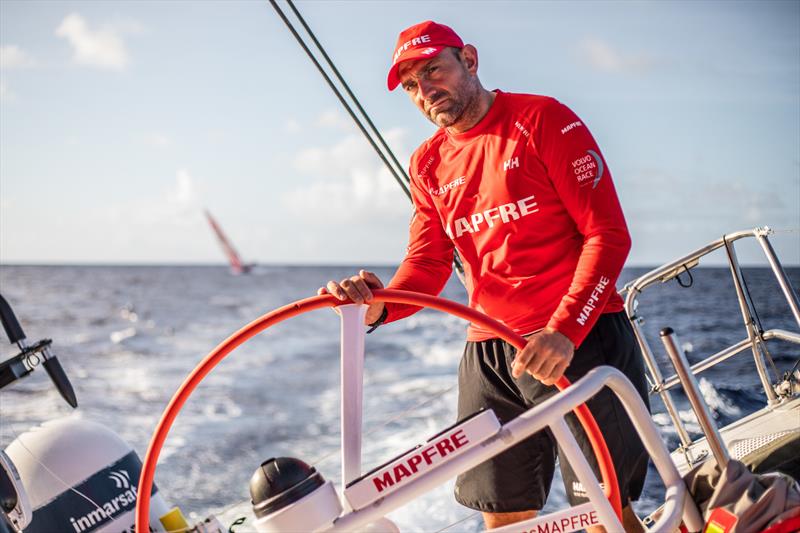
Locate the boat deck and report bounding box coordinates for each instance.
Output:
[671,395,800,475]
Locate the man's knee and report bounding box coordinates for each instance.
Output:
[482,510,538,529]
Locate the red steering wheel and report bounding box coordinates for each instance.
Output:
[135,289,621,532]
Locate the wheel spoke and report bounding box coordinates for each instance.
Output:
[338,304,367,490]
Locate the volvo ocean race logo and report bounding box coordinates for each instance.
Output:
[571,150,604,189]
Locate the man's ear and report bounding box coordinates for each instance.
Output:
[460,44,479,74]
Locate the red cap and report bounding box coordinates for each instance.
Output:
[387,21,464,91]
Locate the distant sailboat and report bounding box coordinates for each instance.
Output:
[204,209,252,275]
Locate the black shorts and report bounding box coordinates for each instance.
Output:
[454,311,651,513]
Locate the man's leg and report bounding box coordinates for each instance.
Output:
[558,313,650,533]
[454,341,556,521]
[483,510,537,529]
[621,505,645,533]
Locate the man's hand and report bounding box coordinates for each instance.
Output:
[511,328,575,386]
[318,270,386,325]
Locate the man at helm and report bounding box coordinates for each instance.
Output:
[321,20,650,532]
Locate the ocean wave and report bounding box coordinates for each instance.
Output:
[110,327,137,344]
[699,376,742,418]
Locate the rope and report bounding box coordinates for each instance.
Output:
[267,0,411,199]
[284,0,411,190]
[723,236,780,382]
[675,264,694,288]
[434,510,481,532]
[739,266,781,380]
[267,0,468,282]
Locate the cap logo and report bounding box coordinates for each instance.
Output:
[393,34,432,63]
[420,47,437,55]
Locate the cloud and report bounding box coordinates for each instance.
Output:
[283,128,411,223]
[578,38,655,74]
[622,168,787,223]
[2,168,211,263]
[0,45,36,69]
[90,168,203,253]
[104,169,202,227]
[285,118,302,133]
[55,13,131,70]
[0,80,10,100]
[284,109,357,135]
[147,132,171,149]
[170,169,200,212]
[316,109,356,131]
[620,168,799,264]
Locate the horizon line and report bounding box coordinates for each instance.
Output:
[2,262,798,268]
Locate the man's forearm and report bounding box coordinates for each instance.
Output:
[545,228,631,347]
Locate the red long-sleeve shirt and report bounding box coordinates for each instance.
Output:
[385,91,631,347]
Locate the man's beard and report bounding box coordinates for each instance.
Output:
[423,79,479,129]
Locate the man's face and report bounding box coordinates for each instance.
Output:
[398,47,479,129]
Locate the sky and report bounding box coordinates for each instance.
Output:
[1,0,798,266]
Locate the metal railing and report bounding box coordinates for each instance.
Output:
[327,366,704,533]
[621,227,800,456]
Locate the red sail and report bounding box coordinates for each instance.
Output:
[204,210,249,275]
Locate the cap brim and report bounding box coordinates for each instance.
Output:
[387,45,446,91]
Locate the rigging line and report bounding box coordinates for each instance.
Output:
[285,0,411,187]
[269,0,468,282]
[723,236,780,382]
[434,510,481,532]
[268,0,412,200]
[738,265,780,380]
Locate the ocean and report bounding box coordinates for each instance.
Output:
[1,264,798,532]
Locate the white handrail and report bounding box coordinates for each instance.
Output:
[326,364,703,533]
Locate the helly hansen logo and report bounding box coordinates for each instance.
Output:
[576,277,611,326]
[503,157,519,171]
[445,195,538,239]
[570,480,605,497]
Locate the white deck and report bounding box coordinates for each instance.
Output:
[671,395,800,475]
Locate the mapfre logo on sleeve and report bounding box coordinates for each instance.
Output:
[561,120,583,134]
